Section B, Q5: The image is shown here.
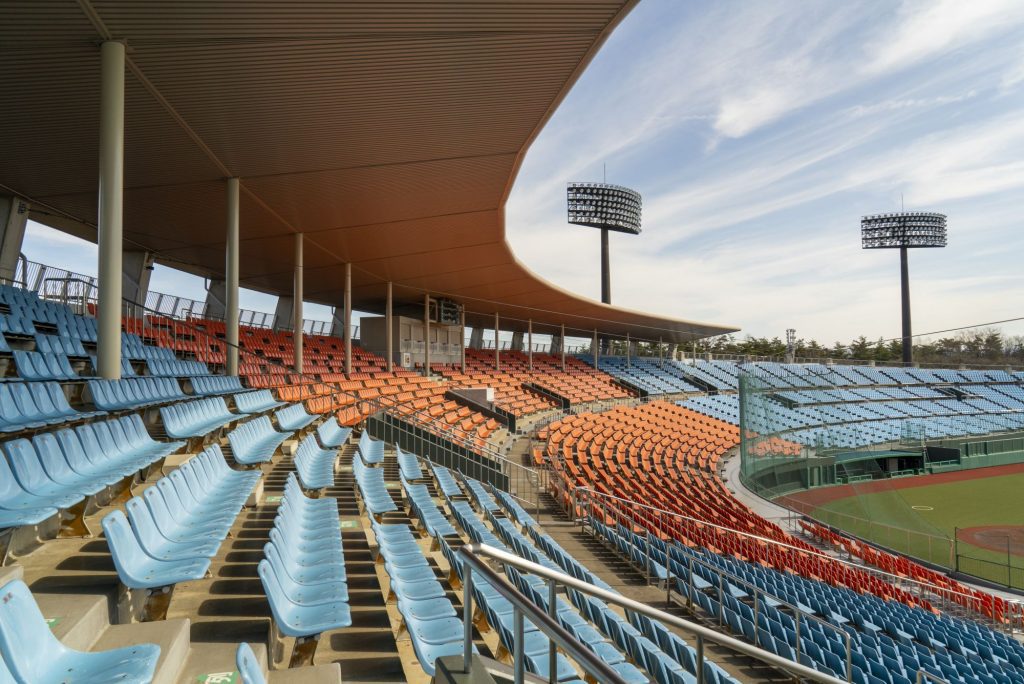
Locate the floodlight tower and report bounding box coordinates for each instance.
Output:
[567,182,642,305]
[861,212,947,365]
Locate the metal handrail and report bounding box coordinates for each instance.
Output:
[458,544,847,684]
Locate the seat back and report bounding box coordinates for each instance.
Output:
[235,642,267,684]
[0,579,66,682]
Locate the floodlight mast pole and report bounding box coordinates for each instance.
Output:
[900,246,912,365]
[601,228,611,304]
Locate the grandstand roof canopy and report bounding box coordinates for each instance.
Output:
[1,0,738,342]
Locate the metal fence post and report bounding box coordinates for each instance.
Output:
[513,607,525,684]
[547,578,557,684]
[463,566,473,669]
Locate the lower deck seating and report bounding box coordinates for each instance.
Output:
[159,396,236,438]
[275,403,316,432]
[103,446,260,590]
[87,377,186,410]
[233,389,285,414]
[260,475,350,664]
[316,419,350,448]
[0,381,105,432]
[293,434,337,490]
[227,416,291,465]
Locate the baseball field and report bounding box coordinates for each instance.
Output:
[785,463,1024,589]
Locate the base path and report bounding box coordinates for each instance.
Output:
[959,526,1024,556]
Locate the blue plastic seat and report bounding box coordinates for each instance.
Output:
[102,509,211,589]
[236,642,267,684]
[275,403,316,432]
[234,390,285,414]
[357,432,385,465]
[258,560,352,636]
[317,420,351,448]
[228,416,290,465]
[0,579,160,683]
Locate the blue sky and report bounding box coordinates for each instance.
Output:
[24,0,1024,345]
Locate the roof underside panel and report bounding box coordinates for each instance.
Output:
[0,0,738,342]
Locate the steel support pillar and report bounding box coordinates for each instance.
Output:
[494,312,500,372]
[385,281,393,373]
[626,332,630,368]
[293,234,303,374]
[97,40,125,380]
[527,319,533,371]
[460,309,466,373]
[593,329,599,367]
[225,178,240,376]
[560,324,566,371]
[343,262,352,379]
[423,294,431,377]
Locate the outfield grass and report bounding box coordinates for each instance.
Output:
[811,472,1024,587]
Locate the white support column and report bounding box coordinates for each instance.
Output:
[423,293,430,377]
[494,312,500,372]
[343,262,352,378]
[225,177,240,376]
[560,323,566,371]
[97,40,125,380]
[460,309,466,374]
[593,329,599,367]
[385,281,393,373]
[293,233,303,374]
[626,332,631,368]
[527,319,533,371]
[0,196,29,284]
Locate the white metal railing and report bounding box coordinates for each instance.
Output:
[458,544,847,684]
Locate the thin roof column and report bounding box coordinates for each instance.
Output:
[97,40,125,380]
[460,309,466,374]
[423,293,431,377]
[343,262,352,379]
[225,178,240,376]
[385,281,393,373]
[593,329,599,368]
[293,233,303,374]
[494,312,500,372]
[659,337,664,368]
[625,332,630,368]
[527,319,533,371]
[561,323,566,372]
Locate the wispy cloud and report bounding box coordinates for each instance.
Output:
[507,0,1024,342]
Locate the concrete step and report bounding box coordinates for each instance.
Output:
[268,663,343,683]
[0,562,23,586]
[92,617,191,684]
[34,591,110,651]
[176,640,268,683]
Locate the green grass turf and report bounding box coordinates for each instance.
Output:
[812,472,1024,586]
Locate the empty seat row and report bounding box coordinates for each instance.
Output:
[159,396,236,438]
[397,447,425,481]
[352,451,397,519]
[145,358,210,377]
[103,445,260,589]
[34,332,88,358]
[293,434,337,490]
[357,431,385,466]
[228,416,292,465]
[0,414,181,534]
[234,389,285,414]
[316,419,350,448]
[12,350,81,381]
[87,376,185,411]
[430,463,463,499]
[259,474,350,663]
[370,516,467,676]
[401,477,458,542]
[0,313,37,337]
[275,402,316,432]
[190,374,245,396]
[0,381,105,433]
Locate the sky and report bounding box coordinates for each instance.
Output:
[22,0,1024,346]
